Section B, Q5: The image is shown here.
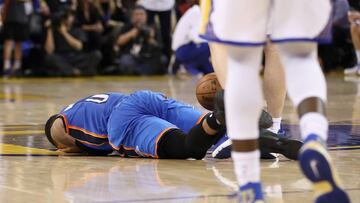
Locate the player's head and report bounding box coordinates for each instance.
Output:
[45,114,82,153]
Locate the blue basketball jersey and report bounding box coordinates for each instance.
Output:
[59,93,127,151]
[57,91,205,157]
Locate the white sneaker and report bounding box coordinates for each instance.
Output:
[344,65,359,75]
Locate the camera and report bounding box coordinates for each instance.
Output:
[138,26,153,39]
[51,11,66,28]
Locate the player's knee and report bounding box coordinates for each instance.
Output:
[278,42,317,59]
[226,46,263,65]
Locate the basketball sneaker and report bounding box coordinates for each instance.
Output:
[258,129,303,160]
[213,90,226,126]
[231,182,265,203]
[299,134,350,203]
[344,65,359,75]
[277,128,287,138]
[212,135,231,159]
[212,130,303,160]
[211,135,277,159]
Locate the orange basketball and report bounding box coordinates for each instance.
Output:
[196,73,223,110]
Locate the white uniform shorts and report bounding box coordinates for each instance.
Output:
[199,0,332,46]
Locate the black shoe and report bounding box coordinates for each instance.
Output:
[259,110,273,129]
[213,90,273,129]
[260,152,277,159]
[259,128,303,160]
[213,90,226,126]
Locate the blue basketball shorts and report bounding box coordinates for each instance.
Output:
[107,90,206,158]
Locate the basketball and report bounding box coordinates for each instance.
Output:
[196,73,223,110]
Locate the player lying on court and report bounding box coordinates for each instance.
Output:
[44,90,302,159]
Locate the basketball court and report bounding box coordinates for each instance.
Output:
[0,75,359,202]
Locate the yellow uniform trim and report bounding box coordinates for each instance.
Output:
[199,0,212,35]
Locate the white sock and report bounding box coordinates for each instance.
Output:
[232,150,260,186]
[267,117,282,134]
[13,60,21,70]
[4,60,11,70]
[356,50,360,65]
[300,112,328,141]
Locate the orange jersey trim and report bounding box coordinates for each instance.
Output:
[60,114,70,134]
[60,114,108,139]
[196,113,208,125]
[76,139,109,147]
[109,141,120,151]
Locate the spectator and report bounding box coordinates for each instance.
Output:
[141,0,174,62]
[344,5,360,75]
[76,0,104,51]
[96,0,130,69]
[45,0,76,13]
[44,9,102,76]
[175,0,191,20]
[318,0,354,73]
[114,5,166,75]
[1,0,31,77]
[172,0,213,76]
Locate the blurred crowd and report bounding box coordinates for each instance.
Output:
[0,0,197,77]
[0,0,359,77]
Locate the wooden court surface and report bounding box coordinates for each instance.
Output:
[0,75,359,203]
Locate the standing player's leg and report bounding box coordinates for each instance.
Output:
[272,0,350,201]
[14,41,23,76]
[200,0,270,200]
[344,11,360,75]
[209,41,286,135]
[225,45,265,202]
[209,43,228,88]
[3,39,13,77]
[263,41,286,134]
[277,42,350,203]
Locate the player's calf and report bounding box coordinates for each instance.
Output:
[296,97,350,203]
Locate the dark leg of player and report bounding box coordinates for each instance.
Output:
[296,97,350,203]
[277,42,350,203]
[157,113,224,159]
